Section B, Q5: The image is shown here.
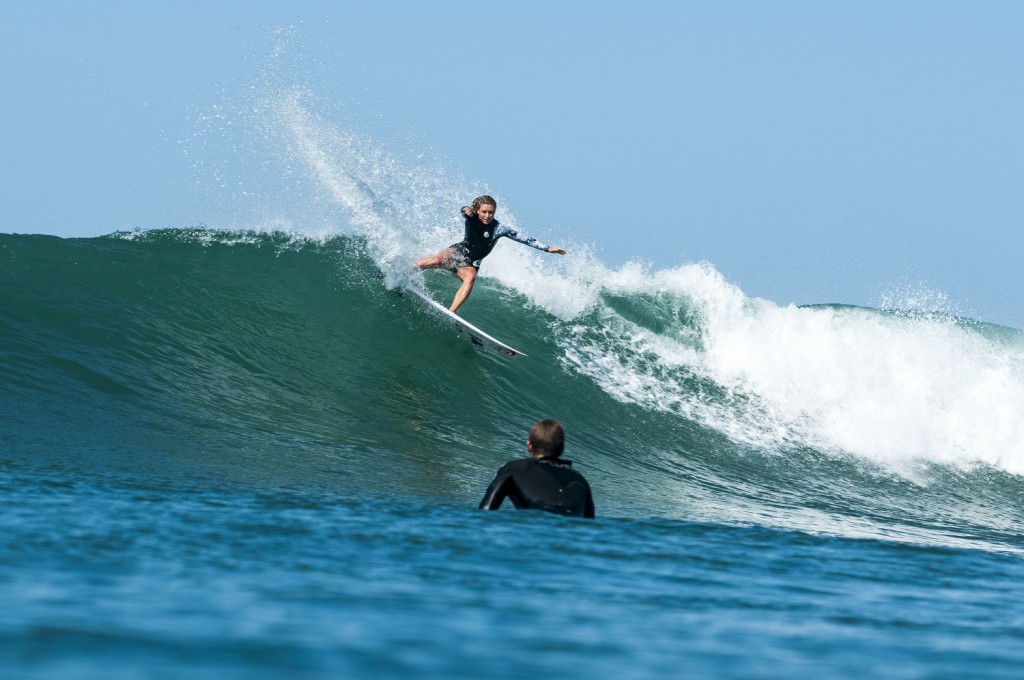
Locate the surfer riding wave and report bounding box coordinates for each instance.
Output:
[413,195,567,313]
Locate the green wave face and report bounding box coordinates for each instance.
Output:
[2,230,1023,552]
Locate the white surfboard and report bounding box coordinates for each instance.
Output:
[402,286,527,358]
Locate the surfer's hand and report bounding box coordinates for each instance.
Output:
[462,206,474,217]
[548,246,567,255]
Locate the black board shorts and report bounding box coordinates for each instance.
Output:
[447,243,481,270]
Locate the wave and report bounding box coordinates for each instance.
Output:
[2,227,1023,555]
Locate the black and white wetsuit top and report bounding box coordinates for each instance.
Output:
[479,457,596,519]
[449,208,550,269]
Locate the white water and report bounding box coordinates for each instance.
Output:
[560,261,1024,477]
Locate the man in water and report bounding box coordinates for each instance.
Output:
[414,195,567,313]
[479,419,595,519]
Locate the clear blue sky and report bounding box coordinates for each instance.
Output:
[3,1,1022,328]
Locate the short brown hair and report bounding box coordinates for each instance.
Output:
[528,419,565,457]
[471,195,497,212]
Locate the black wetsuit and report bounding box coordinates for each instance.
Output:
[479,457,595,519]
[449,209,550,269]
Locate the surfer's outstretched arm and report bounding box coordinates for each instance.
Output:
[495,224,568,256]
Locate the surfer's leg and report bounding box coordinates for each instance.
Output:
[414,248,456,270]
[449,266,477,313]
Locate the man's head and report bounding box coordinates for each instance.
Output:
[527,419,565,458]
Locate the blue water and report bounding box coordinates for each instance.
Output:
[4,461,1023,680]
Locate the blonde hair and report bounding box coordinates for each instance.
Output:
[471,195,497,212]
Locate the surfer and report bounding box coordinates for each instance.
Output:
[479,419,595,519]
[413,195,567,313]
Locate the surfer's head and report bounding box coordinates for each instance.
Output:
[527,419,565,459]
[471,195,497,224]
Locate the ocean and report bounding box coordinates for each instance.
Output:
[2,225,1023,679]
[2,75,1023,678]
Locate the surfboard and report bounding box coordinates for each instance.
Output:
[401,286,527,358]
